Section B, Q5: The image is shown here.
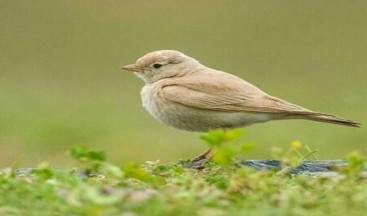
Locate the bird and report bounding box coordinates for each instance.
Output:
[122,50,359,165]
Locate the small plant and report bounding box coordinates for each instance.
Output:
[271,140,319,175]
[0,131,366,216]
[200,128,254,166]
[69,144,106,173]
[339,151,366,180]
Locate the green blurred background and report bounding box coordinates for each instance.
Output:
[0,0,366,167]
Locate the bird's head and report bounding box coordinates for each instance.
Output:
[122,50,199,83]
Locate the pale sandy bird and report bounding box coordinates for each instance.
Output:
[122,50,359,164]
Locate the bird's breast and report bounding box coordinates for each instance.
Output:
[141,84,196,128]
[141,84,168,123]
[140,84,274,132]
[141,84,204,130]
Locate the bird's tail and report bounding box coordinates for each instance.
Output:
[303,113,360,127]
[265,96,360,127]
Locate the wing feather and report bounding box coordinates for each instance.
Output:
[160,72,313,114]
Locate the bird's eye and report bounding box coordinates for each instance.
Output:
[153,63,163,69]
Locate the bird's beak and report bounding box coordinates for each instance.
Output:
[121,64,142,72]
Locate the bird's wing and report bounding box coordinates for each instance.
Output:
[161,73,312,114]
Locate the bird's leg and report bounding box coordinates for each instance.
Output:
[187,148,213,169]
[191,148,213,162]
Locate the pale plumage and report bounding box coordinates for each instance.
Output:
[122,50,360,132]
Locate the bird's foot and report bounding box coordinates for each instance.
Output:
[185,148,212,169]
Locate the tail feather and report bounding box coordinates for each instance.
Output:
[265,95,360,127]
[303,113,360,127]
